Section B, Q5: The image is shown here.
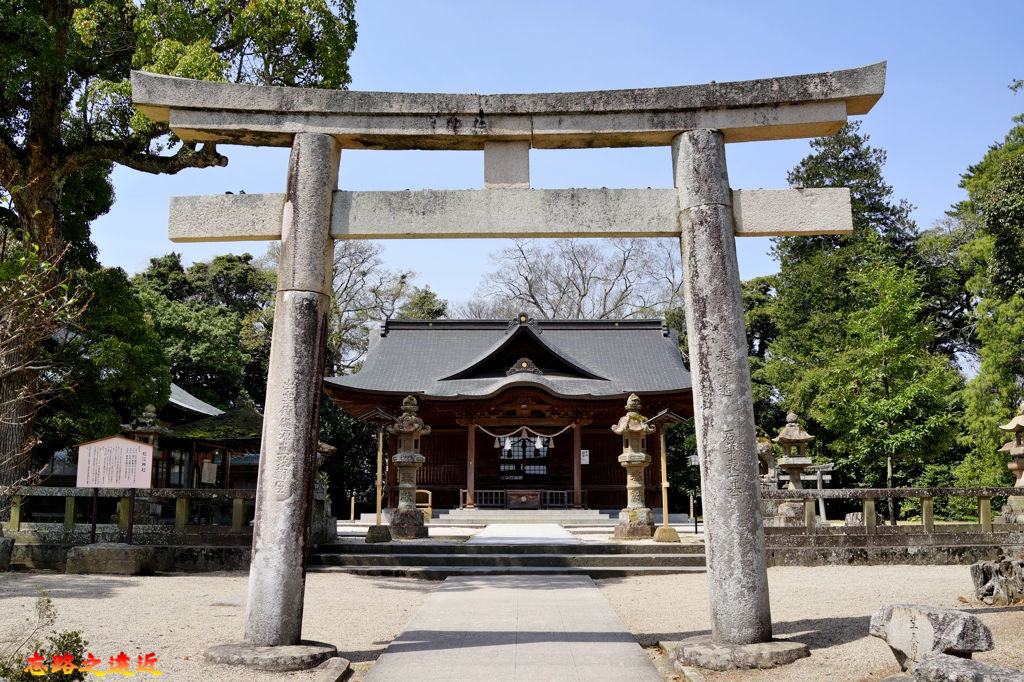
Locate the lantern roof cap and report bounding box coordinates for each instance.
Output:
[612,393,656,436]
[772,413,815,445]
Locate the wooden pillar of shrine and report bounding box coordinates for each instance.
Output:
[573,423,582,509]
[466,424,477,508]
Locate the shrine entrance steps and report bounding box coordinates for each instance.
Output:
[306,541,706,580]
[435,508,617,525]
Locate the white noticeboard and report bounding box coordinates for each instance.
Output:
[76,436,153,489]
[580,449,590,465]
[201,462,219,485]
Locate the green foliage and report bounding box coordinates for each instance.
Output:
[977,155,1024,299]
[36,267,170,452]
[395,286,448,320]
[0,0,357,256]
[958,114,1024,214]
[957,114,1024,475]
[801,263,963,489]
[131,252,273,409]
[318,395,375,507]
[664,421,700,504]
[777,121,918,263]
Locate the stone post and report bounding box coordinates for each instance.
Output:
[673,130,773,645]
[612,394,656,540]
[389,396,430,539]
[242,133,339,652]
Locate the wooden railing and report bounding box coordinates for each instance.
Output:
[762,486,1023,534]
[459,489,586,509]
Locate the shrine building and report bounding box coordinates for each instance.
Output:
[324,314,693,511]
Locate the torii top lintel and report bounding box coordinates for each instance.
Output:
[131,62,884,150]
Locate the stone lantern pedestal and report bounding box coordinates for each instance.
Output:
[391,453,427,538]
[389,396,430,539]
[775,457,812,527]
[998,405,1024,525]
[612,394,656,540]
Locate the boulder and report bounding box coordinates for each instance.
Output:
[65,543,157,575]
[869,604,993,672]
[914,653,1024,681]
[0,536,12,571]
[971,558,1024,606]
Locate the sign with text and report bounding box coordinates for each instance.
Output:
[76,436,153,489]
[580,449,590,465]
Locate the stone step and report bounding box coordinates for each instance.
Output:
[313,542,704,555]
[308,552,707,568]
[306,565,707,579]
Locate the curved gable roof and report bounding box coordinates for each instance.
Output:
[325,316,690,401]
[440,322,606,381]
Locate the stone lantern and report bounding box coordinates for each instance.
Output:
[772,413,814,527]
[612,394,656,539]
[389,395,431,539]
[998,404,1024,524]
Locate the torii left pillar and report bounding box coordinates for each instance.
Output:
[207,133,340,669]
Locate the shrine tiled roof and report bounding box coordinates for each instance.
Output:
[324,316,691,400]
[168,382,223,417]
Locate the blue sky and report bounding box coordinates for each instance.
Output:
[91,0,1024,306]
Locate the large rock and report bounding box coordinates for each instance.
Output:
[971,557,1024,606]
[0,536,13,571]
[914,653,1024,681]
[869,604,993,672]
[65,543,156,575]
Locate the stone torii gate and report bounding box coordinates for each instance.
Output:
[131,61,884,669]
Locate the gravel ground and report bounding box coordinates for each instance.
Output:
[1,565,1022,681]
[597,565,1024,681]
[0,571,435,681]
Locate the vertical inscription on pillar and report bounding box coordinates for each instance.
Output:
[273,380,297,502]
[715,347,735,396]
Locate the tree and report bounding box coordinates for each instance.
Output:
[395,286,448,320]
[955,122,1024,487]
[803,262,962,521]
[463,238,684,320]
[132,252,273,409]
[958,153,1024,473]
[36,266,170,453]
[757,122,980,507]
[0,237,84,495]
[1,0,356,259]
[0,0,357,480]
[317,394,375,514]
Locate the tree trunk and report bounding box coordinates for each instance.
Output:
[0,356,36,521]
[886,454,898,526]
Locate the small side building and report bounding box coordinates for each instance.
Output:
[323,315,693,511]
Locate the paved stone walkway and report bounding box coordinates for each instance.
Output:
[466,522,581,545]
[364,574,662,681]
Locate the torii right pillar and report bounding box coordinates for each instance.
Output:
[674,129,809,668]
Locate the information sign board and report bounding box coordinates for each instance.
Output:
[76,436,153,489]
[580,449,590,465]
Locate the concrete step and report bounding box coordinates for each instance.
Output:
[308,552,707,568]
[306,565,707,579]
[313,542,704,555]
[436,512,618,525]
